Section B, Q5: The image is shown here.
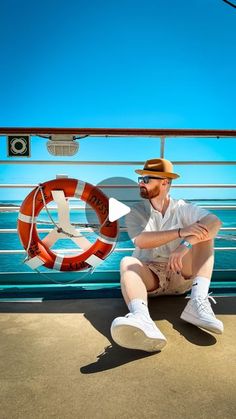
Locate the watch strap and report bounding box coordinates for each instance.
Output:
[180,240,192,249]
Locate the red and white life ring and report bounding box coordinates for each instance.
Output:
[17,178,118,271]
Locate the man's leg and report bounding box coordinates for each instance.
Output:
[181,239,214,279]
[180,239,223,334]
[110,256,167,352]
[120,256,160,306]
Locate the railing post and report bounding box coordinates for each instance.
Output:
[160,136,165,158]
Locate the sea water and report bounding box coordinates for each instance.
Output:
[0,200,235,272]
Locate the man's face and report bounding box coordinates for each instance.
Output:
[138,176,169,199]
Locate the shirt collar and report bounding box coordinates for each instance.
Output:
[148,196,174,220]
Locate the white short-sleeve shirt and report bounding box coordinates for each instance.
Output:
[125,197,210,262]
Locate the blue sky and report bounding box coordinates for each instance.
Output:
[0,0,235,200]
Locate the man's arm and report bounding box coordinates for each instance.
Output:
[135,229,180,249]
[134,214,222,249]
[167,214,222,273]
[183,214,222,246]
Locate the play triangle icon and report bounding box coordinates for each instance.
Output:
[108,197,131,222]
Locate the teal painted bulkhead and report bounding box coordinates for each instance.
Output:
[0,270,235,300]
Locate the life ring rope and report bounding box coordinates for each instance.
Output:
[17,178,118,271]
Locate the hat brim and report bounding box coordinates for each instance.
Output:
[135,169,179,179]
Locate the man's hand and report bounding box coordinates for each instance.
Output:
[167,245,190,274]
[180,221,209,241]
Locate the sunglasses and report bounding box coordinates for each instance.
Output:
[138,176,164,184]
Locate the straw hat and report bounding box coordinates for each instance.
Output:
[135,158,180,179]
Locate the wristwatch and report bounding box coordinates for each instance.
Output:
[180,240,192,249]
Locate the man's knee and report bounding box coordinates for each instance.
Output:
[193,239,214,250]
[120,256,142,273]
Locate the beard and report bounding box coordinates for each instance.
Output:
[139,187,149,198]
[139,185,160,199]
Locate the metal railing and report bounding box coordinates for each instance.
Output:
[0,127,236,293]
[0,127,236,137]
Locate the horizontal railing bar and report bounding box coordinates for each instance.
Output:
[0,160,236,165]
[0,227,235,234]
[0,247,235,254]
[0,249,125,254]
[195,206,236,208]
[0,249,127,254]
[0,184,236,189]
[1,205,236,212]
[0,184,41,188]
[173,185,236,188]
[0,127,236,137]
[0,227,127,233]
[1,268,235,275]
[173,161,236,165]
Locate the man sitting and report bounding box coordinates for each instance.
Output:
[111,158,223,352]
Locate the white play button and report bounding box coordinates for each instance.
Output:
[108,197,131,222]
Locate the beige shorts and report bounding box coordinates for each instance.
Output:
[146,260,193,297]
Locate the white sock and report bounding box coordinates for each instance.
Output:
[190,276,210,299]
[128,299,151,320]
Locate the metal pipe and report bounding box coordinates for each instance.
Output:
[0,227,235,234]
[0,227,127,233]
[0,184,236,189]
[0,160,236,165]
[0,127,236,137]
[160,136,165,158]
[1,204,236,212]
[0,247,235,254]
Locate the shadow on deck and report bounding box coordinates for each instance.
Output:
[0,296,235,418]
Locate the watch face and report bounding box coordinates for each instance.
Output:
[182,240,190,248]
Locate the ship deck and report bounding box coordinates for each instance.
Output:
[0,295,235,419]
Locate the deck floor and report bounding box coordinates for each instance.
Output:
[0,296,235,419]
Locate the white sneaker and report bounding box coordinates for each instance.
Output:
[180,295,224,334]
[110,313,167,352]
